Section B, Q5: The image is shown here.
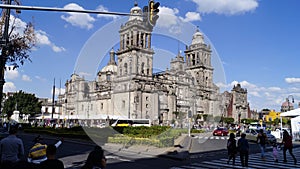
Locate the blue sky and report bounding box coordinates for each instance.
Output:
[2,0,300,112]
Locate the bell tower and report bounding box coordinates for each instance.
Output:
[116,2,154,77]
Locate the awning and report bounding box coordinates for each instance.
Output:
[280,108,300,117]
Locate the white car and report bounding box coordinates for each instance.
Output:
[244,129,277,144]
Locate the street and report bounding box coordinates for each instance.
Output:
[4,132,300,169]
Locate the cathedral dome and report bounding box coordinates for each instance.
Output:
[191,28,205,45]
[101,64,117,73]
[282,101,293,107]
[128,2,143,21]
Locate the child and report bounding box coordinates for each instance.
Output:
[272,142,279,162]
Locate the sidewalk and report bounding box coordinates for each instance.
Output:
[101,134,192,161]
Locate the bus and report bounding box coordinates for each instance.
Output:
[111,119,151,127]
[249,122,266,130]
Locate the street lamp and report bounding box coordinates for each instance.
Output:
[287,95,294,111]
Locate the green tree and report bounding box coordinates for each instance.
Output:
[241,118,257,124]
[3,90,41,117]
[0,2,36,113]
[223,117,234,124]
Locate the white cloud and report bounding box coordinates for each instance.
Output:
[192,0,259,15]
[8,16,64,53]
[35,76,47,82]
[35,30,51,45]
[239,80,257,89]
[9,15,27,36]
[52,45,66,52]
[219,80,289,111]
[180,12,201,22]
[285,77,300,84]
[5,66,19,80]
[248,91,261,97]
[96,5,120,20]
[35,30,66,53]
[22,74,32,82]
[157,6,179,28]
[4,82,16,92]
[61,3,95,30]
[157,6,201,34]
[268,87,281,92]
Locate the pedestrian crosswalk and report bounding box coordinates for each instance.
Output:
[194,135,229,140]
[170,147,300,169]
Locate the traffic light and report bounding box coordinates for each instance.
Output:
[148,0,160,27]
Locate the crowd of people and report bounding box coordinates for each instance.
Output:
[226,128,297,167]
[0,125,106,169]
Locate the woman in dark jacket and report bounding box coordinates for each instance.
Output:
[82,146,106,169]
[227,133,237,165]
[282,130,297,164]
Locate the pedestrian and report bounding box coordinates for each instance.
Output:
[28,135,62,164]
[282,130,297,164]
[227,133,237,165]
[82,146,106,169]
[272,141,279,162]
[40,144,64,169]
[0,125,24,169]
[256,129,267,159]
[238,133,249,167]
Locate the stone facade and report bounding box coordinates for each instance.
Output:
[59,4,248,126]
[226,84,250,123]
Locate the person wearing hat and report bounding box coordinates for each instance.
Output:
[27,135,62,165]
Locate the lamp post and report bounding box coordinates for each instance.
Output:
[287,95,294,112]
[280,95,294,139]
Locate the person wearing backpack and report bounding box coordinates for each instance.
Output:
[227,133,237,165]
[282,130,297,164]
[256,129,267,159]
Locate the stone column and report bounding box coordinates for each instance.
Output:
[147,33,151,49]
[143,33,146,48]
[133,31,137,46]
[124,34,127,49]
[138,32,141,47]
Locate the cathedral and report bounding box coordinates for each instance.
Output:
[59,3,249,126]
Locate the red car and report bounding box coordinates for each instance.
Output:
[213,127,229,136]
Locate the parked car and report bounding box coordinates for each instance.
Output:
[213,127,229,136]
[244,129,276,144]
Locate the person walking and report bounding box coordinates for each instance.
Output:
[227,133,237,165]
[282,130,297,164]
[272,141,279,162]
[82,146,106,169]
[257,129,267,159]
[238,133,249,167]
[0,126,24,169]
[40,144,64,169]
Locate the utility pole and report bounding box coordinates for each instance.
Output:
[51,78,55,120]
[0,0,12,116]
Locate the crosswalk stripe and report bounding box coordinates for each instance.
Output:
[170,147,300,169]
